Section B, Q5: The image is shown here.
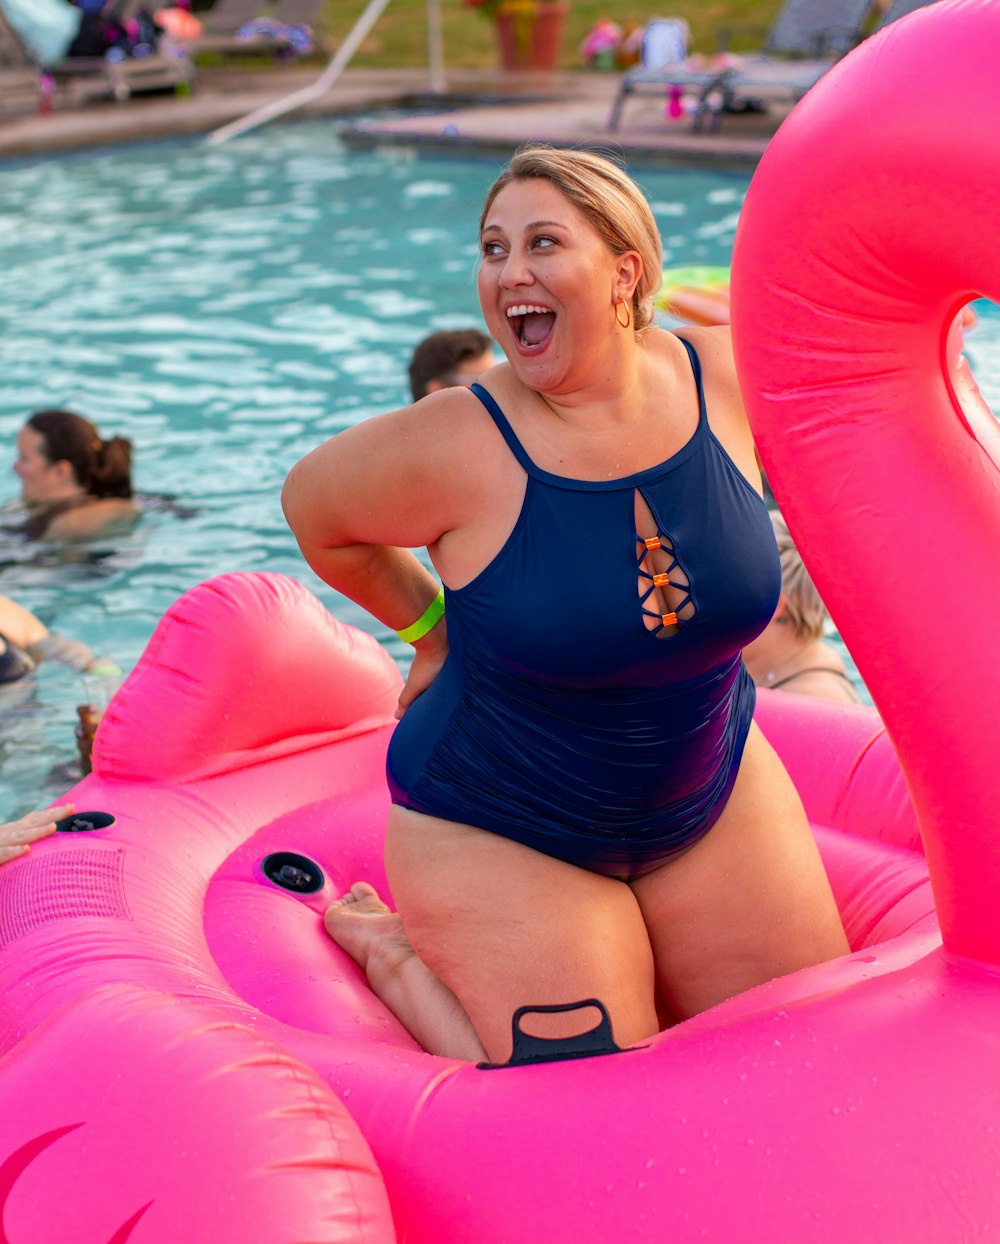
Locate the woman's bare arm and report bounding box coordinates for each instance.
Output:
[281,392,481,630]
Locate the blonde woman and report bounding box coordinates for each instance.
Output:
[742,512,861,704]
[283,145,848,1063]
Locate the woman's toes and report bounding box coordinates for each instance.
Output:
[345,881,391,913]
[326,881,391,920]
[323,883,413,983]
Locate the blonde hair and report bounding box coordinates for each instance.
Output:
[479,145,663,332]
[771,511,829,641]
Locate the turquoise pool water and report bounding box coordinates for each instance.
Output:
[0,123,997,816]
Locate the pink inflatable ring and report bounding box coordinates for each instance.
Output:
[1,3,999,1238]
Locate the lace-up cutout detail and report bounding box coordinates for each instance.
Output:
[636,492,695,638]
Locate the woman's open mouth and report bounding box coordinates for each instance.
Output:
[506,303,556,351]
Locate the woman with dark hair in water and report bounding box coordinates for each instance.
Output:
[13,409,139,542]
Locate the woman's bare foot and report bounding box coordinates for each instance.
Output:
[323,881,486,1062]
[324,882,415,995]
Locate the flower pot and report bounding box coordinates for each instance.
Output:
[495,3,569,71]
[495,11,525,70]
[531,1,568,71]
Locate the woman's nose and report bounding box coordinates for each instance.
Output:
[498,250,533,288]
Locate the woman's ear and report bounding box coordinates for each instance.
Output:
[615,250,643,303]
[50,458,76,487]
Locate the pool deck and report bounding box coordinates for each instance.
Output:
[0,62,790,167]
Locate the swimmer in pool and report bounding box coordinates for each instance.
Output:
[407,328,498,402]
[0,592,119,684]
[13,409,138,543]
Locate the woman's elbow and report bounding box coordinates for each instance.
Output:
[280,460,307,532]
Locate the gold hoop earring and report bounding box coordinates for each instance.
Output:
[615,299,632,329]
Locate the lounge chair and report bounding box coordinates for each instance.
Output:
[183,0,264,47]
[873,0,940,29]
[178,0,320,59]
[271,0,323,24]
[607,18,734,133]
[0,0,194,105]
[0,64,42,114]
[0,5,106,102]
[716,0,873,58]
[715,0,875,118]
[610,0,875,133]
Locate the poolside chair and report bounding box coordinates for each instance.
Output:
[608,18,734,134]
[197,0,268,37]
[610,0,876,133]
[270,0,323,24]
[178,0,319,58]
[0,64,42,114]
[714,0,874,119]
[716,0,873,58]
[0,0,194,105]
[873,0,940,29]
[0,4,106,102]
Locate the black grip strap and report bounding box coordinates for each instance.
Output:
[477,998,628,1070]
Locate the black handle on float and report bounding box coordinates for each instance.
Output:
[478,998,626,1070]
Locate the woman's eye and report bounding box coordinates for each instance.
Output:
[531,235,557,249]
[482,240,505,258]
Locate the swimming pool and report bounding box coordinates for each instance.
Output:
[0,123,996,817]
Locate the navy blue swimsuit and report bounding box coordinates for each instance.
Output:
[387,339,781,880]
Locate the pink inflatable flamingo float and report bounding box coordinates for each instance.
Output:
[0,2,998,1238]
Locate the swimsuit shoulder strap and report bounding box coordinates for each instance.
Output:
[469,383,540,476]
[676,335,708,424]
[471,343,707,481]
[769,666,861,701]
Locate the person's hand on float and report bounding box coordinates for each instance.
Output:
[0,803,73,865]
[396,623,448,720]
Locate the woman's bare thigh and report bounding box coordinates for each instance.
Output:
[385,808,659,1063]
[631,724,849,1022]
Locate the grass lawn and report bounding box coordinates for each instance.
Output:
[312,0,791,71]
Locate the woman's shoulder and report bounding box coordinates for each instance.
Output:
[344,370,516,466]
[287,379,520,524]
[42,497,139,543]
[670,324,735,377]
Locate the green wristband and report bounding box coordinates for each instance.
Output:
[395,588,445,644]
